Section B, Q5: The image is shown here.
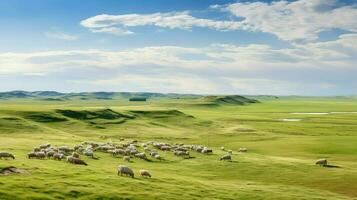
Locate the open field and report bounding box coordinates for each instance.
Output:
[1,96,357,200]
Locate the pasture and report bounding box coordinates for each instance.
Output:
[1,96,357,200]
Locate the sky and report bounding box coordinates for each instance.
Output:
[0,0,356,95]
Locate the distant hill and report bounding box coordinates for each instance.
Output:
[202,95,259,105]
[0,91,201,101]
[0,91,258,105]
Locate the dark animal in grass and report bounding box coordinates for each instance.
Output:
[315,159,328,166]
[32,152,46,159]
[46,150,56,158]
[67,156,87,165]
[53,153,65,161]
[0,152,15,159]
[118,165,134,178]
[27,152,37,159]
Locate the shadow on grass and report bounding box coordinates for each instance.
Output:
[324,164,341,168]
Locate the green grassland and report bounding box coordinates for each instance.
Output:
[1,94,357,200]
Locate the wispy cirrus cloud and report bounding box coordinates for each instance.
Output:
[44,31,78,41]
[80,11,249,35]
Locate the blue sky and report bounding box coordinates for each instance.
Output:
[0,0,356,95]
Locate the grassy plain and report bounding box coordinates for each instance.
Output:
[0,96,357,200]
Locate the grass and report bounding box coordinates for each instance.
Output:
[0,97,357,199]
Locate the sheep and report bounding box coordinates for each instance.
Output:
[238,148,247,153]
[46,150,56,158]
[53,153,64,160]
[139,169,151,178]
[150,151,158,157]
[220,154,231,161]
[0,152,15,159]
[27,152,37,159]
[123,156,131,162]
[228,150,233,154]
[58,146,72,154]
[315,159,328,166]
[154,154,161,160]
[67,156,87,165]
[33,147,41,152]
[112,149,125,157]
[39,143,51,149]
[117,165,134,178]
[83,150,94,158]
[134,152,147,160]
[201,148,213,154]
[221,146,225,151]
[160,146,171,151]
[35,152,46,159]
[95,145,115,152]
[174,150,189,157]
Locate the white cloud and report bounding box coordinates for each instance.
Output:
[44,31,78,41]
[1,33,356,75]
[81,1,357,41]
[1,34,356,94]
[90,27,134,36]
[223,0,357,41]
[80,11,248,35]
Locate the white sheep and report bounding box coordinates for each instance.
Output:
[139,169,151,178]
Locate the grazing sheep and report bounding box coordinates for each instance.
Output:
[123,156,131,162]
[33,147,41,152]
[27,152,37,159]
[46,150,56,158]
[238,148,247,153]
[134,152,147,160]
[315,159,328,166]
[139,169,151,178]
[112,149,125,157]
[154,154,161,160]
[59,146,72,153]
[83,150,94,158]
[53,153,64,160]
[36,152,46,159]
[117,165,134,178]
[96,145,115,152]
[201,148,213,154]
[0,152,15,159]
[160,146,171,151]
[174,150,189,157]
[39,143,50,149]
[129,149,138,155]
[228,150,233,154]
[220,154,232,161]
[150,151,158,157]
[221,146,225,151]
[67,156,87,165]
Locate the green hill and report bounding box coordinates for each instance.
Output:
[202,95,259,105]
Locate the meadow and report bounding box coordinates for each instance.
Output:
[0,95,357,200]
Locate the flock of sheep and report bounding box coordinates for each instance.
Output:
[0,139,330,178]
[0,139,239,178]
